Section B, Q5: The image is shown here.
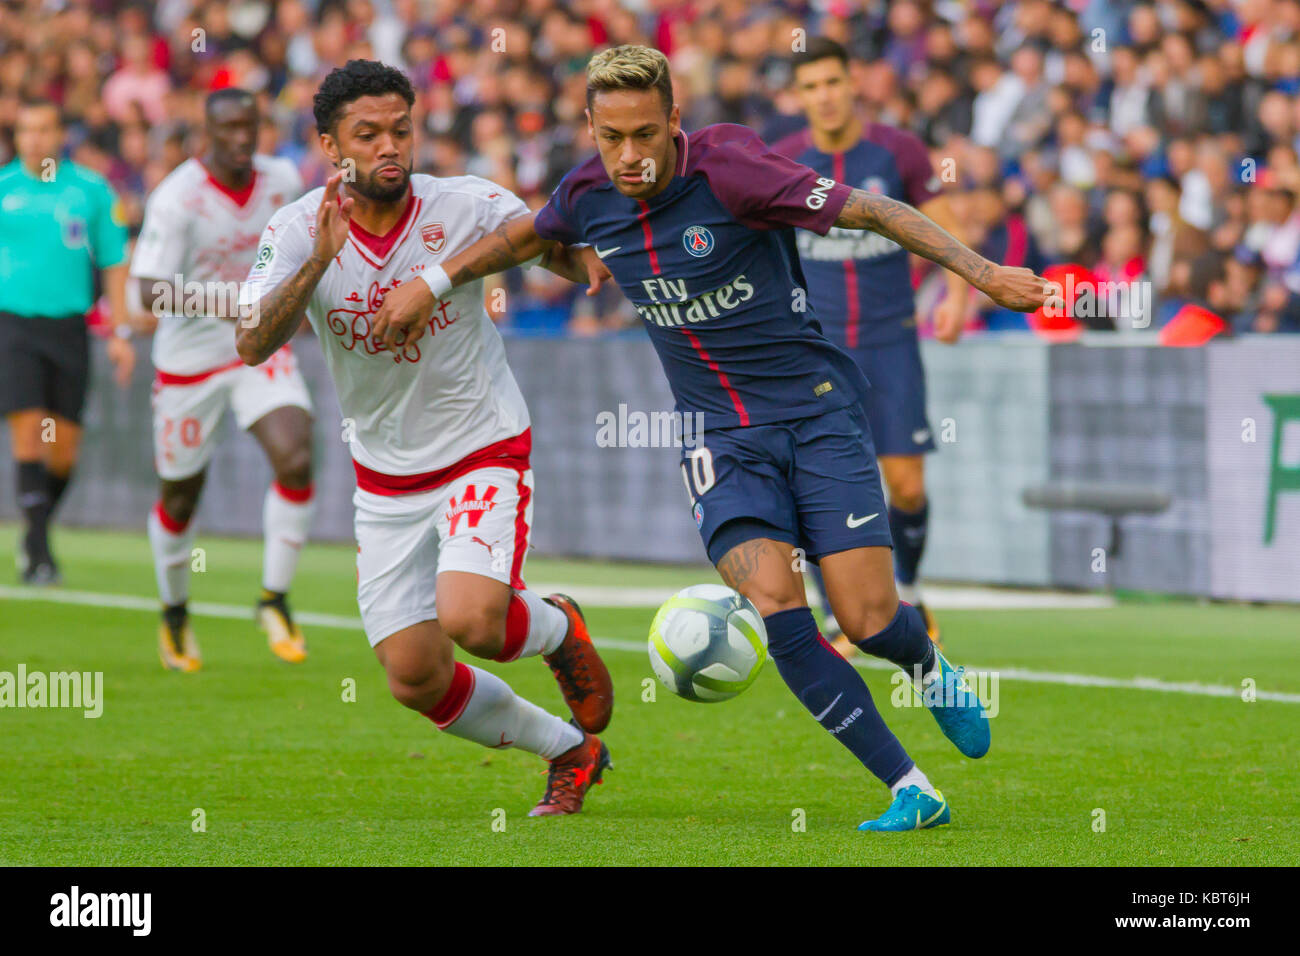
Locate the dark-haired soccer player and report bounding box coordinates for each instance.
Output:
[132,88,315,672]
[237,60,614,816]
[374,46,1048,830]
[773,38,964,652]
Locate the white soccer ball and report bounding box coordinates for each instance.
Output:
[648,584,768,702]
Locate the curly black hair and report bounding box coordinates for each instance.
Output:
[313,60,415,136]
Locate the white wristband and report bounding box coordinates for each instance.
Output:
[420,264,452,300]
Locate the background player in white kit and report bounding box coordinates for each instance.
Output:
[131,89,316,672]
[236,61,614,816]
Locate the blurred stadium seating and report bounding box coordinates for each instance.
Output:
[4,0,1300,336]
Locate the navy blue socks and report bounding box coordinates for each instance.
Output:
[889,501,928,586]
[764,607,913,787]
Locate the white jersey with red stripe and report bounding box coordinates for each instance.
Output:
[239,174,534,479]
[131,155,303,376]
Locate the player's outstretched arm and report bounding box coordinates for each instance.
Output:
[236,171,353,365]
[835,189,1048,312]
[370,213,608,353]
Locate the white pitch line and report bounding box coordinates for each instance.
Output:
[3,585,1296,704]
[525,582,1116,611]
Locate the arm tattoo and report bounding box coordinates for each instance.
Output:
[445,219,545,287]
[539,241,588,283]
[237,253,329,365]
[835,189,995,289]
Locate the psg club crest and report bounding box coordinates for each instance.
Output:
[421,222,447,254]
[682,225,714,258]
[693,501,704,528]
[861,176,886,195]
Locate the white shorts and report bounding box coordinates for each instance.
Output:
[354,463,535,646]
[151,347,313,481]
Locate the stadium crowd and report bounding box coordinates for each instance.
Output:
[2,0,1299,337]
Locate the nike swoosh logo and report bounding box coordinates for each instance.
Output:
[813,692,843,722]
[921,800,947,827]
[594,245,621,259]
[846,512,879,528]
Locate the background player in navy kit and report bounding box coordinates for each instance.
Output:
[773,39,965,652]
[373,45,1049,831]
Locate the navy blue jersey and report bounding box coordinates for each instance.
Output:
[771,123,942,350]
[534,123,868,428]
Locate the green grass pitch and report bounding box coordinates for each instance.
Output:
[1,525,1297,866]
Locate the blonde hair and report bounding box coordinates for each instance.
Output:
[586,45,673,112]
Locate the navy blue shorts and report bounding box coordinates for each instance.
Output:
[852,337,935,457]
[682,403,894,565]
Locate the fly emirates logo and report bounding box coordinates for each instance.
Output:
[636,274,755,327]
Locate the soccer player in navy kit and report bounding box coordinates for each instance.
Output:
[373,46,1048,831]
[773,39,966,651]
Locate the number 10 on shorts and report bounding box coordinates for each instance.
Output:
[681,445,715,498]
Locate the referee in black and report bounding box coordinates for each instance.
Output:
[0,100,134,584]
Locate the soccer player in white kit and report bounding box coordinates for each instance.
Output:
[131,89,316,673]
[236,61,614,816]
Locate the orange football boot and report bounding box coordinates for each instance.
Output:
[543,594,614,733]
[529,730,612,817]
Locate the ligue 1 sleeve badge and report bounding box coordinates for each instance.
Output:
[683,224,714,257]
[421,222,447,254]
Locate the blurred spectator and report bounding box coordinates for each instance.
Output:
[0,0,1295,335]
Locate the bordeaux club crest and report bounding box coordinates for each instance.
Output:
[421,222,447,254]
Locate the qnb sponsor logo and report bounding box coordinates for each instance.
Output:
[1042,274,1154,328]
[797,227,902,262]
[595,403,706,449]
[50,886,151,936]
[635,273,755,327]
[805,176,836,210]
[0,665,102,718]
[150,275,245,319]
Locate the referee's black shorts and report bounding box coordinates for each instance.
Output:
[0,311,91,424]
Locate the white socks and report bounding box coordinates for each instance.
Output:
[891,765,937,798]
[262,482,315,593]
[495,590,569,662]
[148,502,195,607]
[427,662,583,760]
[151,482,313,607]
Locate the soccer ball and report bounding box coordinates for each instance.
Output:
[648,584,768,702]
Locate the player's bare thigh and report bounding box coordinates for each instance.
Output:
[819,545,899,640]
[434,570,511,660]
[373,619,455,712]
[375,570,514,711]
[715,536,808,617]
[878,454,925,512]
